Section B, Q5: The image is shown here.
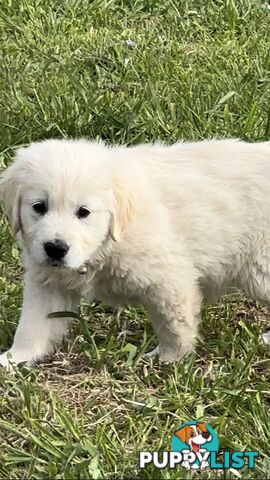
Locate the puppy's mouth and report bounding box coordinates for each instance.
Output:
[191,441,200,453]
[46,259,67,268]
[44,259,88,274]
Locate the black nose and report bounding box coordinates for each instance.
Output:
[202,432,211,439]
[44,240,69,260]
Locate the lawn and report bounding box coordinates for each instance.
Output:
[0,0,270,478]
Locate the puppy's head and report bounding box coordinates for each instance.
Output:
[174,423,212,452]
[0,139,135,270]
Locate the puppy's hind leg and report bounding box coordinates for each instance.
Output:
[245,254,270,346]
[146,279,202,363]
[0,271,80,369]
[262,332,270,345]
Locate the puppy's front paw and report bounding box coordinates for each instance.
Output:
[262,331,270,345]
[0,351,18,371]
[200,460,209,470]
[144,343,194,363]
[0,350,33,371]
[181,460,191,470]
[159,343,194,363]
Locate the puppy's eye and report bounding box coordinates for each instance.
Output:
[32,201,47,215]
[77,207,91,219]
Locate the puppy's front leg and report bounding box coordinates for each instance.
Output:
[146,281,202,363]
[0,272,80,368]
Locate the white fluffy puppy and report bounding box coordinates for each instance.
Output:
[0,138,270,368]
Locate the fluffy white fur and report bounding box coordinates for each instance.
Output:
[0,138,270,368]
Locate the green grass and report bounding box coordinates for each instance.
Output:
[1,0,270,478]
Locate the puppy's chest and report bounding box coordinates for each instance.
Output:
[92,264,147,304]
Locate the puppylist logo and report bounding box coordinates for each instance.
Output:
[172,421,218,471]
[139,420,259,472]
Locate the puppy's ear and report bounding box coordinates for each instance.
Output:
[0,148,28,234]
[110,179,135,242]
[174,426,189,444]
[197,422,207,432]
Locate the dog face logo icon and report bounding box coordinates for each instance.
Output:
[174,422,212,453]
[172,421,219,471]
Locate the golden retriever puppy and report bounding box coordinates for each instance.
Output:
[0,138,270,368]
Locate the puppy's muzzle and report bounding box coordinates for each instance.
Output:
[44,240,69,261]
